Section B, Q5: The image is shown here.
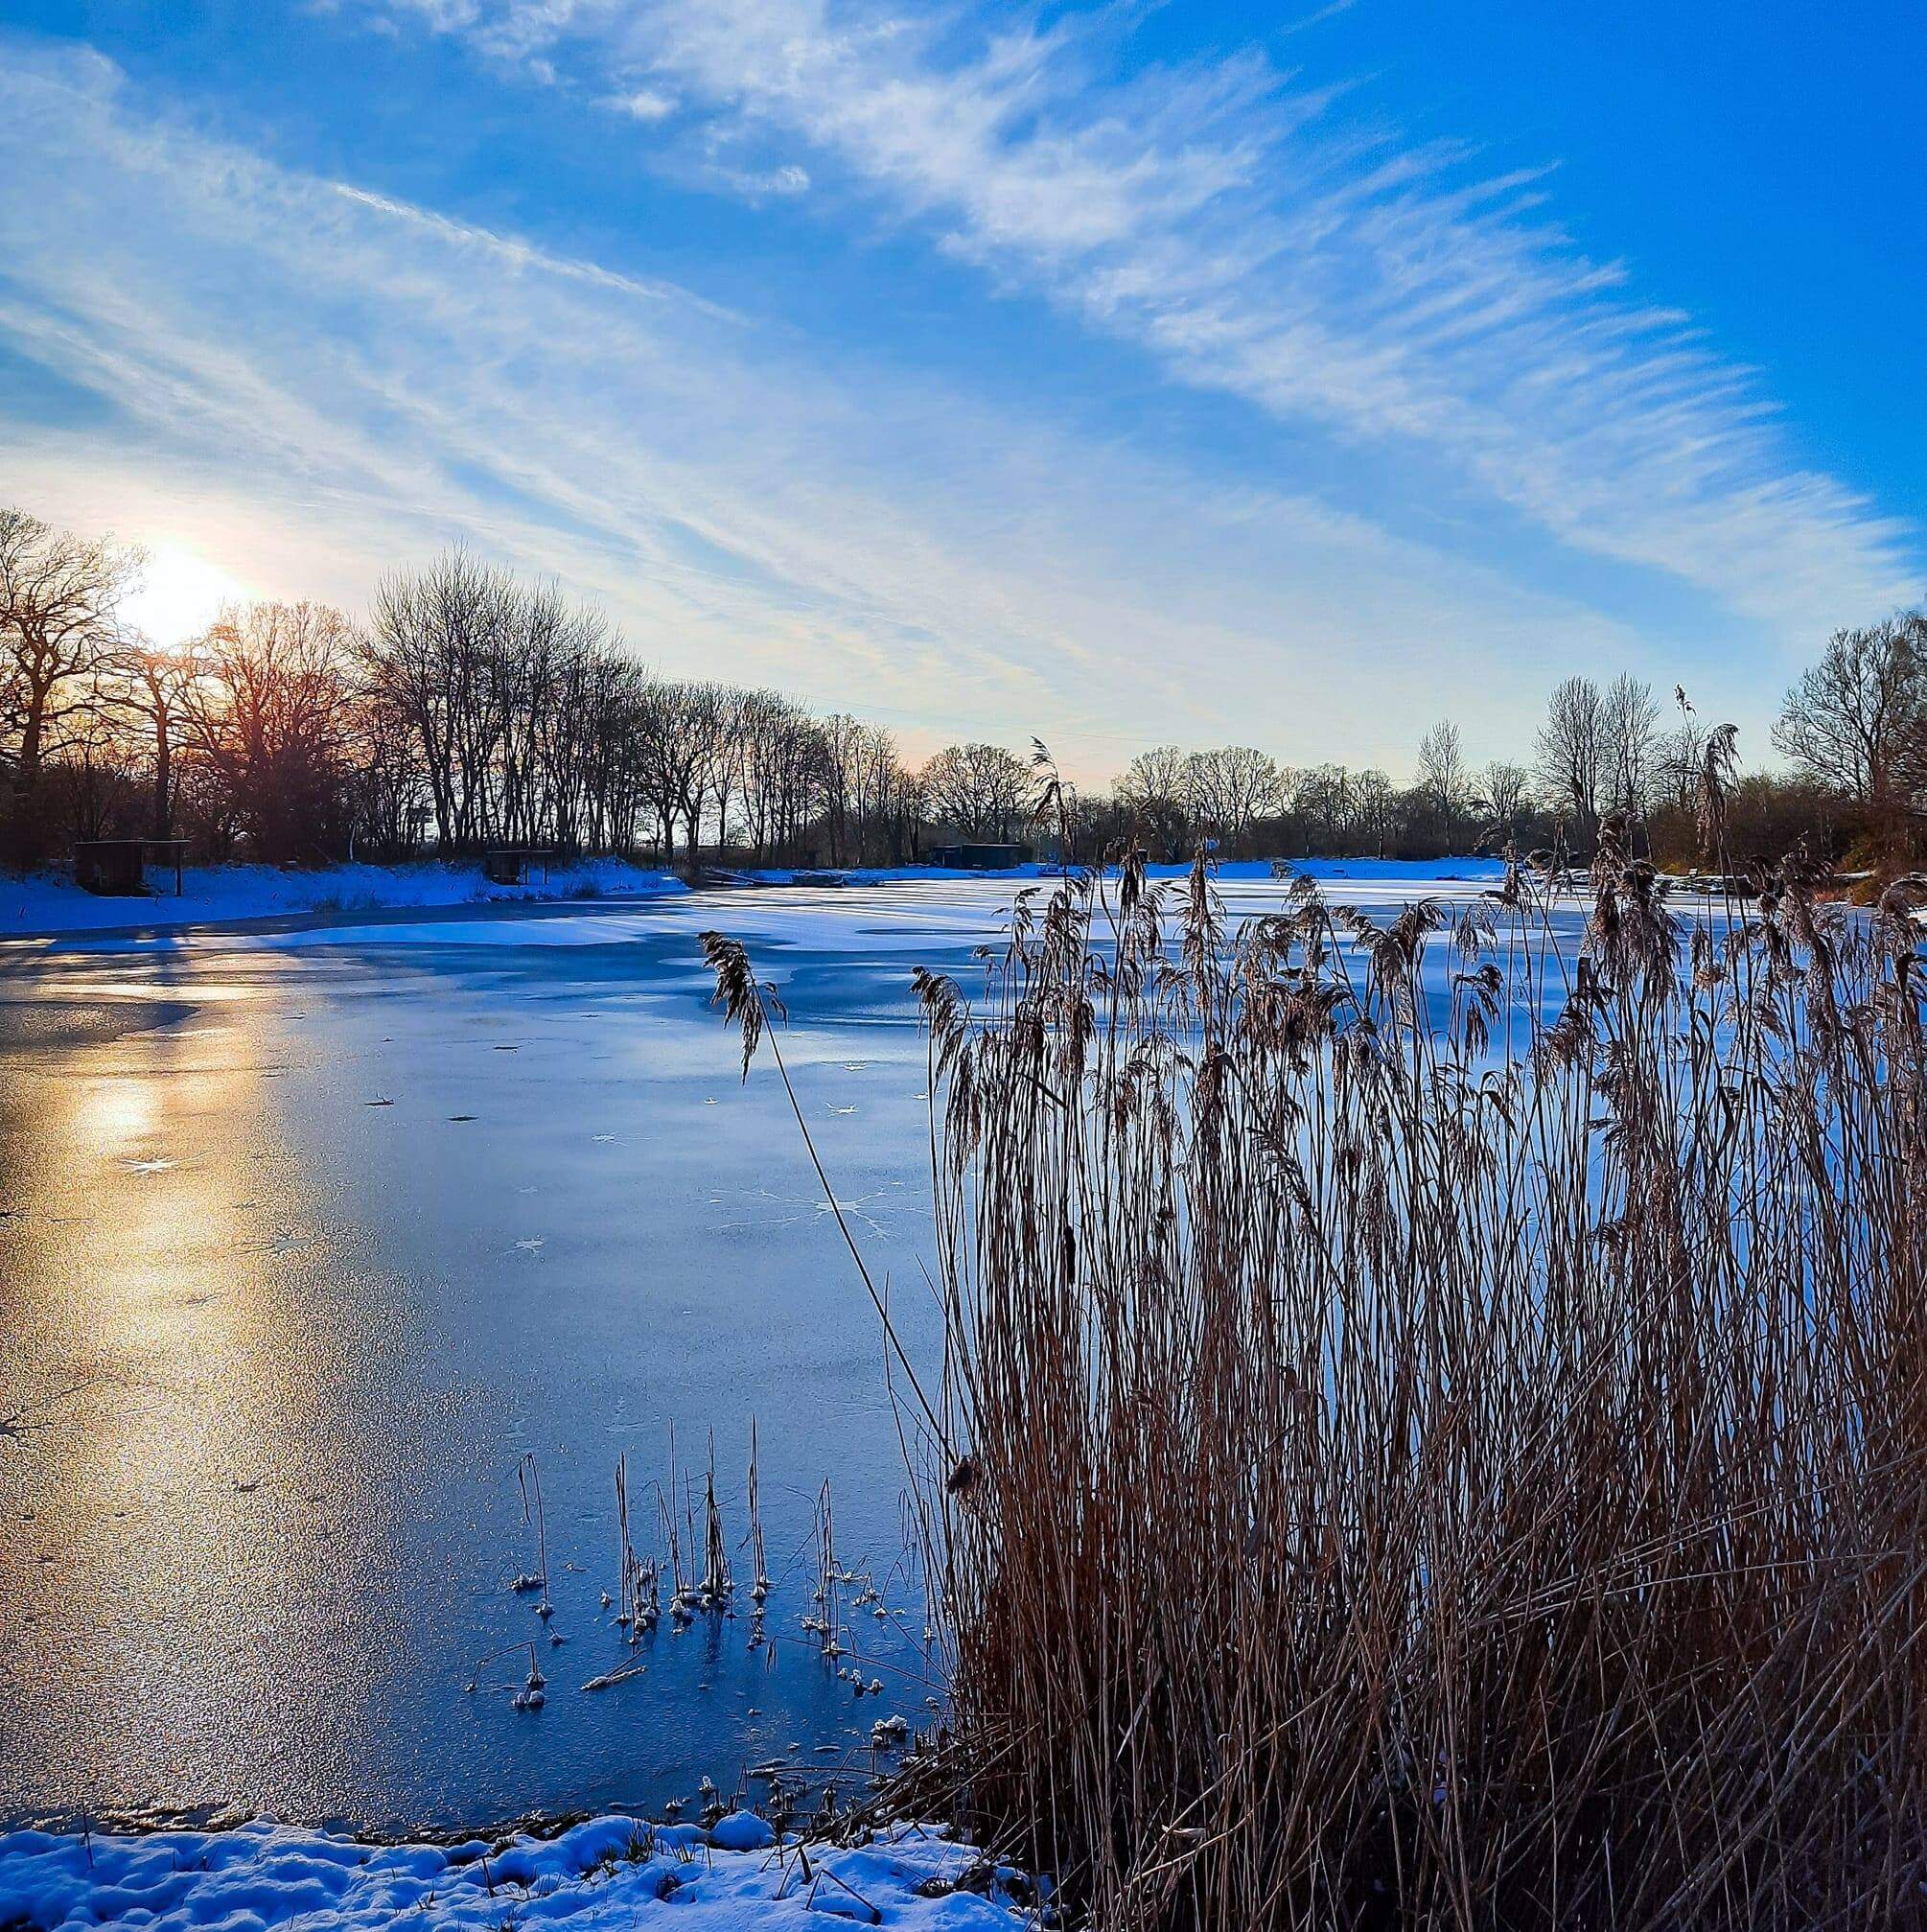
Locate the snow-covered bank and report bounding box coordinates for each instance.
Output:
[747,856,1506,889]
[0,859,687,941]
[0,855,1506,944]
[0,1815,1030,1930]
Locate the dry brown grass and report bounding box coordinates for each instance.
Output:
[712,823,1927,1928]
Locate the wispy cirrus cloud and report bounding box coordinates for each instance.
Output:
[0,35,1652,775]
[374,0,1918,640]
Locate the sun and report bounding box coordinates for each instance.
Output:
[119,544,250,648]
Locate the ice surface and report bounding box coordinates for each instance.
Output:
[0,859,1552,1840]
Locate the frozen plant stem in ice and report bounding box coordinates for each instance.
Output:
[747,1416,770,1605]
[512,1453,550,1618]
[698,930,946,1449]
[700,1434,731,1610]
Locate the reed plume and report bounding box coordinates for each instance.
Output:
[711,847,1927,1927]
[916,850,1927,1929]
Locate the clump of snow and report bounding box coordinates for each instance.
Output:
[0,858,687,941]
[708,1810,776,1852]
[0,1814,1028,1929]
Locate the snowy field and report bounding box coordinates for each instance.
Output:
[0,857,688,940]
[0,853,1504,943]
[0,1814,1029,1930]
[0,859,1523,1923]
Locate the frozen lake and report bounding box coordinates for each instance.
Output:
[0,867,1512,1835]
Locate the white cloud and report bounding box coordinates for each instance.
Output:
[603,83,677,122]
[372,0,1917,642]
[0,34,1864,781]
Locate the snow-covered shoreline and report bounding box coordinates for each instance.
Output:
[0,858,692,943]
[0,854,1506,943]
[0,1813,1032,1929]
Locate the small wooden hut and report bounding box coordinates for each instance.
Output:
[73,838,192,896]
[482,849,555,886]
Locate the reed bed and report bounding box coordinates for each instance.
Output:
[880,826,1927,1929]
[706,813,1927,1929]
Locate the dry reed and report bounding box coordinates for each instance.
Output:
[710,826,1927,1926]
[916,832,1927,1929]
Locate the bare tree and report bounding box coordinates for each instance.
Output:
[1480,760,1531,845]
[1601,674,1660,825]
[728,690,831,864]
[367,551,659,856]
[629,680,735,864]
[346,678,430,858]
[0,507,143,857]
[1351,770,1397,857]
[1773,617,1927,809]
[52,701,144,844]
[1289,765,1350,855]
[1535,675,1607,847]
[105,641,199,839]
[1118,744,1194,855]
[920,743,1030,841]
[31,499,1927,887]
[182,601,364,862]
[851,723,912,865]
[880,750,925,865]
[1416,720,1471,850]
[1184,747,1283,854]
[1650,687,1706,815]
[365,548,515,850]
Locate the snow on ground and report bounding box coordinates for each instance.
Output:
[744,858,1507,894]
[0,855,1508,945]
[0,1815,1031,1930]
[0,859,687,941]
[17,864,1521,966]
[746,858,1504,886]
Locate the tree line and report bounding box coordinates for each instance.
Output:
[2,503,1920,875]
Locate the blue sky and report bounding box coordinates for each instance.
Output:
[0,0,1919,778]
